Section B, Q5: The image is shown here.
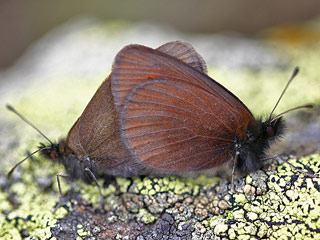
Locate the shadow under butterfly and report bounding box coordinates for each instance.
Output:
[7,40,315,209]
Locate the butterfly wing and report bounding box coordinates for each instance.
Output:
[66,78,132,169]
[156,40,207,73]
[111,45,255,173]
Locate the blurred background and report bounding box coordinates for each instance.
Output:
[1,0,320,68]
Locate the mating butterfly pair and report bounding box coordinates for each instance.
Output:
[9,40,313,193]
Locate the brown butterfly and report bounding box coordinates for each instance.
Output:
[8,40,313,195]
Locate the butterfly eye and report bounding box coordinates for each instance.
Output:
[50,150,57,160]
[266,126,275,138]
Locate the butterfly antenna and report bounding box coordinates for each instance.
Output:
[7,147,52,178]
[268,67,300,122]
[271,104,313,122]
[6,104,53,145]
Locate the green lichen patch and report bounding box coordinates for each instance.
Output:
[207,154,320,239]
[0,137,70,239]
[116,177,132,193]
[138,208,157,224]
[77,179,116,205]
[132,175,220,196]
[1,176,66,240]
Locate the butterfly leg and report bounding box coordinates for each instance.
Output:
[231,151,240,193]
[84,167,105,209]
[53,173,71,212]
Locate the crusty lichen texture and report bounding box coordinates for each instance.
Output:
[2,153,320,239]
[205,154,320,239]
[0,157,67,239]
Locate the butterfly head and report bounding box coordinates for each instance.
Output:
[39,140,72,162]
[39,141,92,181]
[236,116,285,174]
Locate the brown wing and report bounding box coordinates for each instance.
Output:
[66,77,131,169]
[156,40,207,73]
[111,45,255,173]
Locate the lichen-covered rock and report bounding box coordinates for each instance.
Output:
[206,154,320,240]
